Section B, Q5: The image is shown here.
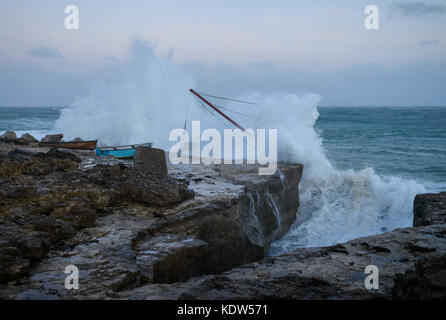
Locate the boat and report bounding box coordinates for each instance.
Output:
[95,142,153,159]
[39,140,98,150]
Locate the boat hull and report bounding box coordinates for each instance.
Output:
[96,143,153,159]
[96,148,136,159]
[39,140,98,150]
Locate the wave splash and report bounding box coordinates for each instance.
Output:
[55,38,426,253]
[55,38,196,149]
[256,93,426,254]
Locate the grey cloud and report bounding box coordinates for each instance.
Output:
[1,57,446,107]
[183,61,446,106]
[389,2,446,17]
[418,40,440,47]
[28,47,64,59]
[104,56,120,62]
[246,61,276,72]
[0,60,92,106]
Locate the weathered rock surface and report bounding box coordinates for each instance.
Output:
[16,133,39,145]
[0,132,40,146]
[88,163,194,207]
[115,191,446,300]
[0,149,80,177]
[413,192,446,227]
[41,134,63,143]
[1,140,444,301]
[0,157,303,299]
[0,149,196,286]
[0,131,17,142]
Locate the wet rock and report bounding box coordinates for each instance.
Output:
[0,162,304,298]
[20,133,38,144]
[1,152,444,301]
[7,149,33,162]
[41,134,63,143]
[88,164,193,207]
[115,190,446,300]
[0,148,80,177]
[392,254,446,299]
[126,164,303,284]
[414,192,446,226]
[196,214,264,273]
[0,218,52,282]
[135,235,209,284]
[114,174,194,207]
[51,204,97,229]
[0,196,103,283]
[0,150,110,283]
[134,146,167,176]
[44,148,81,163]
[0,131,17,142]
[118,223,446,300]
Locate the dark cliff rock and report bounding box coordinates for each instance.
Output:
[413,192,446,227]
[40,134,63,143]
[132,164,303,285]
[19,134,38,144]
[134,146,168,176]
[86,164,194,207]
[0,156,303,299]
[117,191,446,300]
[0,132,39,146]
[0,131,17,143]
[2,144,443,300]
[0,149,195,284]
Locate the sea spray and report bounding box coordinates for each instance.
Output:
[229,92,425,253]
[55,38,426,253]
[55,38,203,148]
[248,93,427,254]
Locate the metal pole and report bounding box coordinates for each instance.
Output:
[190,89,245,131]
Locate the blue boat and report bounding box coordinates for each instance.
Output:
[96,142,153,159]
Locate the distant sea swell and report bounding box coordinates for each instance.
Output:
[0,106,63,141]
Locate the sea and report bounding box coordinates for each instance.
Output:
[1,105,445,253]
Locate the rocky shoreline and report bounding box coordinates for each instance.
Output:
[0,139,303,299]
[120,192,445,300]
[0,133,445,300]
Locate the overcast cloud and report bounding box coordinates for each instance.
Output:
[389,2,446,17]
[0,0,445,106]
[28,47,64,59]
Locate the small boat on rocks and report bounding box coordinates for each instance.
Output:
[39,140,98,150]
[96,142,153,159]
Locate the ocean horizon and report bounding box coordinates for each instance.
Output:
[1,105,444,190]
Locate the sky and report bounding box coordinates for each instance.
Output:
[0,0,445,106]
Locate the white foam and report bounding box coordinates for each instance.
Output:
[255,94,427,254]
[200,91,426,253]
[55,39,199,149]
[53,38,427,254]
